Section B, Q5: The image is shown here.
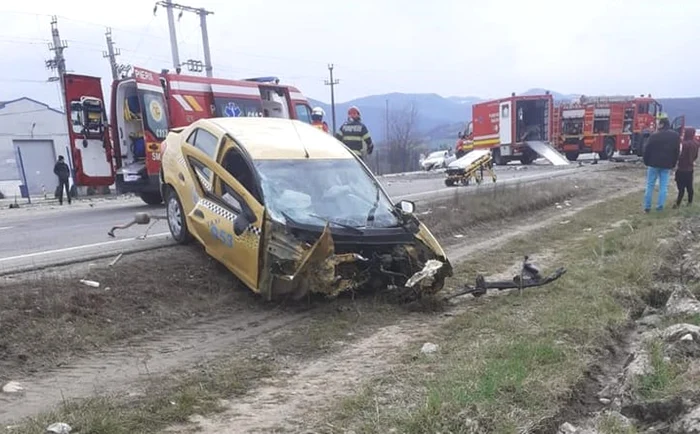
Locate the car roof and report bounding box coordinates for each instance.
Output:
[205,117,354,160]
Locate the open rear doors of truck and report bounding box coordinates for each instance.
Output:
[63,74,114,187]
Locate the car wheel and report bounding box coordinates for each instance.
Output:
[139,191,163,205]
[166,188,192,244]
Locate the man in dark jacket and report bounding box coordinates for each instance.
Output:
[643,117,681,212]
[673,127,699,208]
[53,155,71,205]
[335,106,374,160]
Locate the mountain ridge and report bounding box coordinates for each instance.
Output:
[308,88,700,145]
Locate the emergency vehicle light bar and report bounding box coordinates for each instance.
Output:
[244,76,280,84]
[579,95,637,104]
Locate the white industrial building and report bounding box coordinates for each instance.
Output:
[0,97,70,198]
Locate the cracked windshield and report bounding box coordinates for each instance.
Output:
[255,158,398,228]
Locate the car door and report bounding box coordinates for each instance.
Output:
[671,116,686,136]
[208,136,266,290]
[178,126,233,261]
[198,136,265,290]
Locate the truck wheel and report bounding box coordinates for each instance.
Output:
[599,138,615,160]
[165,188,192,244]
[520,150,536,165]
[445,178,455,187]
[492,149,507,166]
[565,152,580,162]
[139,191,163,205]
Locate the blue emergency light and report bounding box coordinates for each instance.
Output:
[244,76,280,84]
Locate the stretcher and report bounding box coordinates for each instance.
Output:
[444,149,497,187]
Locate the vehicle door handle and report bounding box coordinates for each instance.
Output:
[193,209,204,219]
[178,173,185,181]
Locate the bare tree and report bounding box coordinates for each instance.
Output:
[386,103,423,174]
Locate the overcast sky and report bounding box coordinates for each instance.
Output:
[1,0,699,110]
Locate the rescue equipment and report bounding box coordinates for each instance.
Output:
[444,149,497,186]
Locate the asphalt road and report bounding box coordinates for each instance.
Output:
[0,161,605,274]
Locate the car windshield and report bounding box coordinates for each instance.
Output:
[254,159,400,228]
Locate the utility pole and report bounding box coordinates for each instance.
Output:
[102,28,121,81]
[45,15,68,103]
[154,1,214,75]
[198,8,214,78]
[324,64,339,133]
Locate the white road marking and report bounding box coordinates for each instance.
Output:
[0,226,12,231]
[0,232,171,263]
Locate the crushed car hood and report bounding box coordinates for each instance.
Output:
[260,219,452,300]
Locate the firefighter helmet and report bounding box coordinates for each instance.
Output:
[312,106,325,118]
[348,106,361,120]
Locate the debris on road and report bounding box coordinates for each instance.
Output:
[109,253,123,267]
[45,422,71,434]
[2,381,23,393]
[421,342,438,355]
[107,212,167,239]
[79,279,100,288]
[447,255,566,299]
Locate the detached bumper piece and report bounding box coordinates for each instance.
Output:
[446,256,567,300]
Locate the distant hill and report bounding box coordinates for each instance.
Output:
[309,89,700,147]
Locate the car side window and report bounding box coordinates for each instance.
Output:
[186,129,197,144]
[192,128,219,159]
[295,104,312,124]
[220,148,261,203]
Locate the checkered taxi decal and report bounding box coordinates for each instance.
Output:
[199,199,261,250]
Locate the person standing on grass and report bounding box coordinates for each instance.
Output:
[53,155,71,205]
[673,127,699,208]
[643,117,681,213]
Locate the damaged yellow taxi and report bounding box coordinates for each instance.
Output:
[159,117,452,300]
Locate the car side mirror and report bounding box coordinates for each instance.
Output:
[233,214,249,236]
[457,131,462,138]
[397,200,415,215]
[233,203,257,236]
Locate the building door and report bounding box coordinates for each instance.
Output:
[13,140,57,195]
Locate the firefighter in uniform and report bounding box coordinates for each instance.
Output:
[311,107,329,133]
[336,106,374,159]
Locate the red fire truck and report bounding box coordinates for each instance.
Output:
[62,67,314,205]
[552,95,685,161]
[455,92,554,165]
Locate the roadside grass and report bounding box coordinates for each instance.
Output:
[419,166,643,243]
[0,245,259,380]
[312,189,695,433]
[9,357,272,434]
[597,412,639,434]
[633,338,688,401]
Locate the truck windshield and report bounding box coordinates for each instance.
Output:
[139,90,169,140]
[254,159,399,229]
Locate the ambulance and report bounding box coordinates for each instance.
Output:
[62,67,314,204]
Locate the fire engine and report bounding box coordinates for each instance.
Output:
[552,94,685,161]
[62,67,314,205]
[455,92,554,165]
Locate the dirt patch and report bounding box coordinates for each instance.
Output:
[530,215,700,434]
[0,245,266,381]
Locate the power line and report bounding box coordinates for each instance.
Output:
[154,1,215,77]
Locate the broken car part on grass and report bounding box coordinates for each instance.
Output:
[446,255,567,299]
